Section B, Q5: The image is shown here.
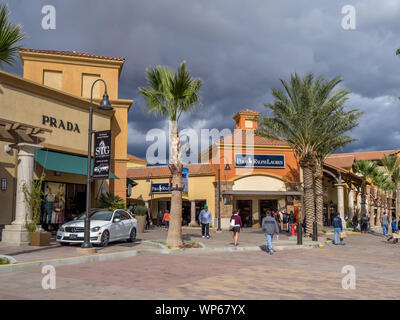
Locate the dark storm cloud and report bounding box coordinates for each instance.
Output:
[5,0,400,158]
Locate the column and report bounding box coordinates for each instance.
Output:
[335,183,345,229]
[348,189,354,220]
[189,200,198,226]
[2,143,42,245]
[356,191,361,215]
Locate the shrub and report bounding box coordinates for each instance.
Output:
[0,257,9,265]
[23,174,45,233]
[99,192,125,209]
[346,221,353,228]
[133,205,148,216]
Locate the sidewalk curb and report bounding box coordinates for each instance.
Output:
[0,243,323,274]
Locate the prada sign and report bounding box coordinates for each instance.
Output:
[42,115,80,133]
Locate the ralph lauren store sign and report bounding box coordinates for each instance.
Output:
[235,154,285,168]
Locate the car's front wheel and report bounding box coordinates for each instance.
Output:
[100,230,110,247]
[127,227,136,242]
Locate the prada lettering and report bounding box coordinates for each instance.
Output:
[42,115,80,133]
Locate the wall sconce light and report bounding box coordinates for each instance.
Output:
[1,178,7,191]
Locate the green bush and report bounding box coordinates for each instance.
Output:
[23,174,45,233]
[346,221,353,228]
[321,229,327,233]
[0,257,9,265]
[99,192,125,209]
[133,205,148,216]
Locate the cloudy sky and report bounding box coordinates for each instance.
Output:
[5,0,400,158]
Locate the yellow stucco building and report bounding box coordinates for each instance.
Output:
[0,49,132,245]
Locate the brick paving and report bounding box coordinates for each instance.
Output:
[0,227,324,263]
[0,232,399,299]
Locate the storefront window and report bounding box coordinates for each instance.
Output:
[41,181,86,231]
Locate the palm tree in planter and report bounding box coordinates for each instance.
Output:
[353,160,378,222]
[381,154,400,224]
[0,3,25,66]
[258,73,359,236]
[139,61,202,247]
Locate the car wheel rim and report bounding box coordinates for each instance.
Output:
[102,232,109,246]
[131,228,136,240]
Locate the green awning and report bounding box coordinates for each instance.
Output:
[127,178,137,186]
[34,149,119,179]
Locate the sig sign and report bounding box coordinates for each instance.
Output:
[93,130,112,180]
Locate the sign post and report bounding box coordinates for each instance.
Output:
[93,130,112,180]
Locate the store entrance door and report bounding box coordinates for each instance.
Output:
[237,200,252,228]
[259,200,278,226]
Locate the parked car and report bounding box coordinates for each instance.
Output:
[56,209,137,247]
[94,163,109,174]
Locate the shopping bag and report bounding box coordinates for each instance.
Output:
[339,232,347,238]
[356,224,361,231]
[230,219,236,227]
[392,233,400,239]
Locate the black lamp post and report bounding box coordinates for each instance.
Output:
[146,176,153,227]
[217,163,231,231]
[82,79,113,249]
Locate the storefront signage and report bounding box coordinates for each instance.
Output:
[235,154,285,168]
[42,115,80,133]
[151,183,171,194]
[92,130,112,180]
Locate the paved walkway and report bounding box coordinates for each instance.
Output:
[0,232,399,299]
[0,227,326,265]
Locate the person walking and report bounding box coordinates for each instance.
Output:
[381,212,389,236]
[230,209,243,246]
[288,211,296,235]
[262,211,280,255]
[282,211,288,232]
[157,210,164,228]
[387,219,399,244]
[332,213,345,245]
[360,214,369,233]
[162,210,170,230]
[352,213,358,232]
[198,204,212,239]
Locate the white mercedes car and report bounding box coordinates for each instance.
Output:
[56,209,137,247]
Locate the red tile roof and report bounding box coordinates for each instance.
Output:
[127,163,215,179]
[127,154,147,163]
[19,48,125,62]
[325,150,396,169]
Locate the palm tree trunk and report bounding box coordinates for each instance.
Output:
[314,162,324,232]
[376,191,381,227]
[302,165,315,237]
[166,121,183,247]
[360,183,367,217]
[369,188,375,227]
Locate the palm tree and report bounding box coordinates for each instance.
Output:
[371,170,395,226]
[315,112,361,231]
[353,160,378,221]
[381,154,400,224]
[0,3,25,66]
[139,61,202,247]
[258,73,360,236]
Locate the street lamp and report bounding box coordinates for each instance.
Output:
[82,79,113,249]
[217,163,231,231]
[146,176,153,228]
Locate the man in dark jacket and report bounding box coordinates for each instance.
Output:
[262,211,280,255]
[332,213,345,245]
